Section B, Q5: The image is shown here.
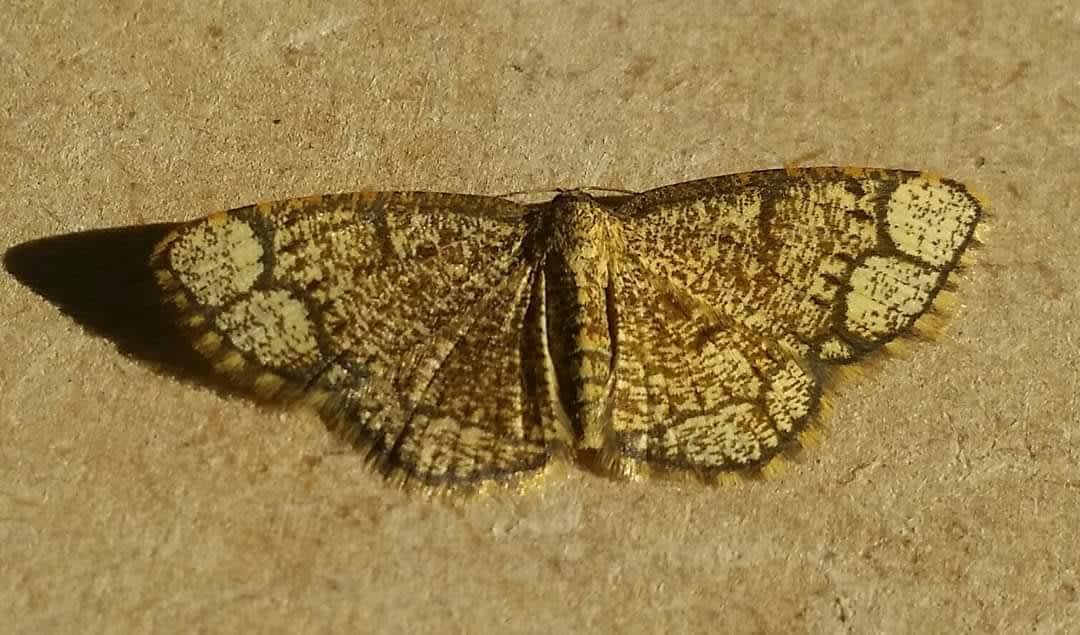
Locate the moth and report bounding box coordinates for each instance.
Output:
[152,167,985,490]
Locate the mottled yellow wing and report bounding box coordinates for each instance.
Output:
[607,167,984,478]
[152,191,554,488]
[150,168,985,490]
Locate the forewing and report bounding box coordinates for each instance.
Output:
[609,167,984,475]
[152,191,551,489]
[616,167,984,360]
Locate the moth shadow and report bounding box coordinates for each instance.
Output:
[4,224,240,398]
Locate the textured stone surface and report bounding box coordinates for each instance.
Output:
[3,1,1077,632]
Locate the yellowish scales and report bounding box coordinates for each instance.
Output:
[152,167,985,491]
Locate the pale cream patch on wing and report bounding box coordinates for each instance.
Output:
[663,403,764,466]
[764,360,814,433]
[844,255,939,341]
[215,289,320,368]
[817,336,856,361]
[886,177,980,267]
[168,214,264,307]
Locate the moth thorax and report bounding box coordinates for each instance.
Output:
[548,195,620,261]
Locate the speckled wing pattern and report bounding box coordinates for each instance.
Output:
[152,167,984,490]
[607,168,983,478]
[153,192,555,486]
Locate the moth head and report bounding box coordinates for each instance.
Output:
[551,188,598,205]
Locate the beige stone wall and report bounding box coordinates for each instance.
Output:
[3,1,1077,631]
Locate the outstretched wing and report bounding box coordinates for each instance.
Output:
[607,167,984,477]
[152,191,553,489]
